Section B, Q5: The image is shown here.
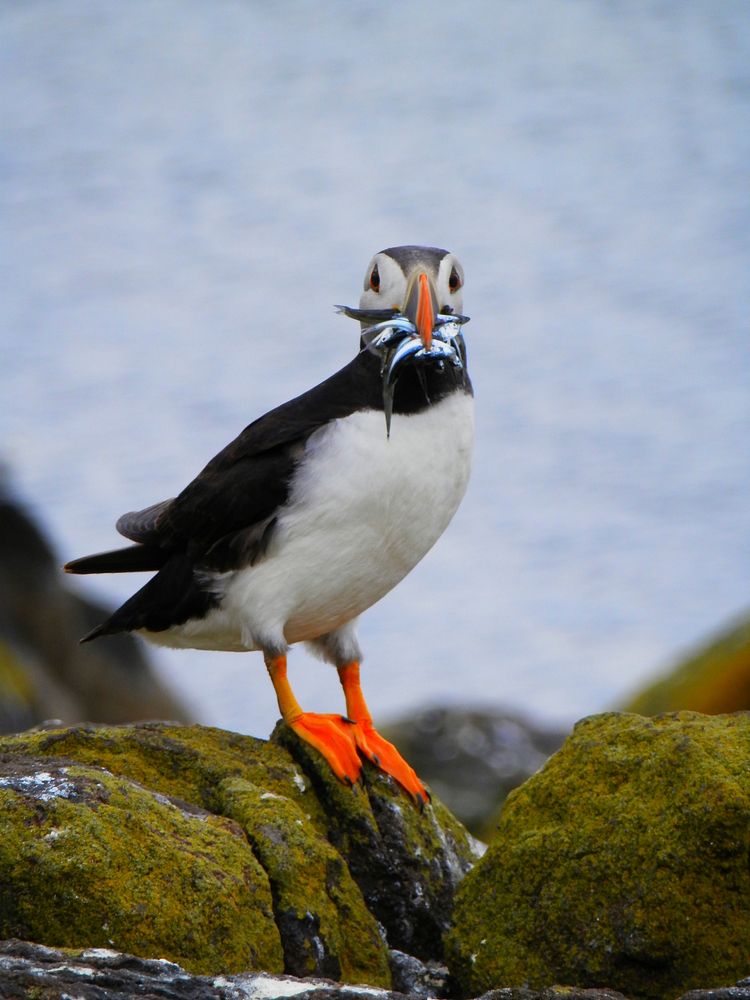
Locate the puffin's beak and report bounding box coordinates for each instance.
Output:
[403,271,439,350]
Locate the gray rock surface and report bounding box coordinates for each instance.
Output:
[679,985,750,1000]
[476,990,628,1000]
[1,941,746,1000]
[387,949,449,998]
[0,940,400,1000]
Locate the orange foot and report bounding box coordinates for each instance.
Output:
[352,721,430,809]
[288,712,362,787]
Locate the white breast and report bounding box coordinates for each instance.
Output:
[151,390,474,653]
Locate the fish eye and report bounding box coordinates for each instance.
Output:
[369,265,380,292]
[448,266,462,293]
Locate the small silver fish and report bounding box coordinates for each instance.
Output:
[336,304,470,437]
[362,318,418,354]
[334,305,399,323]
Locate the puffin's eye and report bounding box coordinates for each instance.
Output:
[369,265,380,292]
[449,266,462,293]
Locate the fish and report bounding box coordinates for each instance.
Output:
[336,305,470,437]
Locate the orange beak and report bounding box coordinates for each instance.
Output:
[403,270,439,350]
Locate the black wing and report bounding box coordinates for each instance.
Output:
[67,348,383,578]
[151,348,382,560]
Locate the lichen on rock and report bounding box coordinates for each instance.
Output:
[272,721,481,961]
[618,610,750,715]
[445,711,750,1000]
[220,775,390,984]
[0,719,479,986]
[0,753,282,974]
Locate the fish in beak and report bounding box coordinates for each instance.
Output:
[403,271,439,350]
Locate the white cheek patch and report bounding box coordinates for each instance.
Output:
[360,254,407,311]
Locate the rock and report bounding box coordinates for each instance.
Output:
[0,753,281,975]
[2,942,746,1000]
[619,610,750,715]
[381,707,567,836]
[0,481,190,729]
[0,939,405,1000]
[445,712,750,1000]
[388,948,450,998]
[220,774,386,982]
[679,981,750,1000]
[475,989,628,1000]
[0,720,480,984]
[272,722,481,961]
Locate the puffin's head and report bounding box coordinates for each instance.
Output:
[335,245,469,436]
[359,245,465,349]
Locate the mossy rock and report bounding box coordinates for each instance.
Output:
[0,720,479,984]
[445,711,750,1000]
[0,721,315,815]
[0,754,281,974]
[220,776,386,981]
[271,721,481,959]
[619,611,750,715]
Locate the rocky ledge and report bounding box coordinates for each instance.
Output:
[0,719,480,988]
[2,940,750,1000]
[447,711,750,1000]
[0,481,189,732]
[1,712,749,1000]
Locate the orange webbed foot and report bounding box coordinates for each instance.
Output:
[288,712,362,787]
[352,721,430,809]
[337,661,430,808]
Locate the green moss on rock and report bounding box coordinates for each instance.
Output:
[0,720,478,982]
[619,612,750,715]
[446,712,750,1000]
[0,722,326,827]
[272,721,479,961]
[0,754,282,974]
[220,776,391,986]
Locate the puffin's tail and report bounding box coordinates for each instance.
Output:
[64,544,166,576]
[64,544,170,643]
[66,550,218,644]
[79,618,122,644]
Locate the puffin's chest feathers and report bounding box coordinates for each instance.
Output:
[282,387,475,565]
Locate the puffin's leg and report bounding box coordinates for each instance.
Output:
[337,661,430,807]
[265,654,362,786]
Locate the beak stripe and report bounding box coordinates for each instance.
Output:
[416,272,434,350]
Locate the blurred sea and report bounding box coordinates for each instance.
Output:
[1,1,748,735]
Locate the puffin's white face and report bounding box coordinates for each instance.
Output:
[359,247,465,318]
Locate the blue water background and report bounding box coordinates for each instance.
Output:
[2,1,749,734]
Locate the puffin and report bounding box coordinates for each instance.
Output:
[64,245,474,806]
